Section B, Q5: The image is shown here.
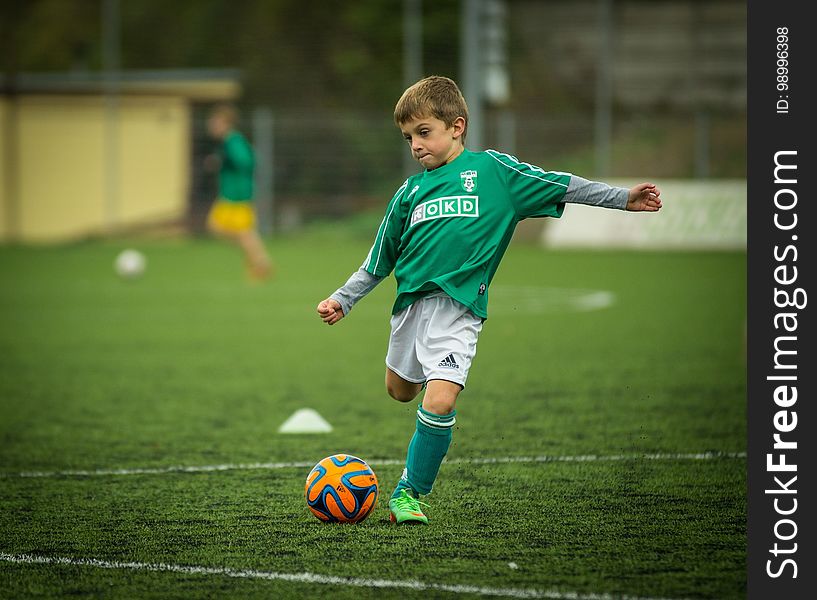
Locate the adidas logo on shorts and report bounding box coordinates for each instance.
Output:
[437,353,459,369]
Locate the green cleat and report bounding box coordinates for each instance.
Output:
[389,489,430,525]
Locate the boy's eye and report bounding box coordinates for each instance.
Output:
[419,130,429,136]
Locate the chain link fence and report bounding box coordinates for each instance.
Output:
[187,0,746,234]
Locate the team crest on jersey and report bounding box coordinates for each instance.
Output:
[460,170,478,193]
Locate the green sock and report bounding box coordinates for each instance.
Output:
[392,405,456,499]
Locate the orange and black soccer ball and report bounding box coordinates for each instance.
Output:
[304,454,379,523]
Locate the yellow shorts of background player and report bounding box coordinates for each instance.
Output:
[207,199,256,234]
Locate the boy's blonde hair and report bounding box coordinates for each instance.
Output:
[209,103,239,126]
[394,76,469,142]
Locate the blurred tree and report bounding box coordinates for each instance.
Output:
[2,0,460,108]
[2,0,101,74]
[2,0,745,181]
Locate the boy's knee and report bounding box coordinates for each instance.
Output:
[207,222,230,239]
[422,380,462,415]
[386,382,419,403]
[385,370,422,402]
[423,395,456,415]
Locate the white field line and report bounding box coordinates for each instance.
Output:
[0,552,691,600]
[3,452,745,479]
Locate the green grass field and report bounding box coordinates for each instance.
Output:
[0,227,746,599]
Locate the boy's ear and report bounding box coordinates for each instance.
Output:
[451,116,467,139]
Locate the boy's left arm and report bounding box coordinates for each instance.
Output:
[564,176,662,212]
[624,182,662,212]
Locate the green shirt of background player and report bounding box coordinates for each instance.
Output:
[218,129,255,202]
[316,76,662,525]
[205,104,273,281]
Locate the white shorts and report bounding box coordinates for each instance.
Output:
[385,292,483,388]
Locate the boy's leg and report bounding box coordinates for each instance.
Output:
[386,295,479,522]
[385,368,423,403]
[391,379,460,502]
[422,379,460,416]
[237,230,273,279]
[206,202,234,240]
[384,303,424,400]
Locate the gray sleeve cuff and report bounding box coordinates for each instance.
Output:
[329,267,384,316]
[564,175,628,210]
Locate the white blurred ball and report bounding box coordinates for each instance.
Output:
[114,249,146,279]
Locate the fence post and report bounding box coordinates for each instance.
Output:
[252,106,274,236]
[402,0,423,177]
[594,0,613,178]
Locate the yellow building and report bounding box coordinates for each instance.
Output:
[0,71,239,243]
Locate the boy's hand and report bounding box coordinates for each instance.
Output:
[317,298,345,325]
[203,153,221,173]
[626,183,662,212]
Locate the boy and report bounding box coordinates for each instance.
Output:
[205,103,273,281]
[316,76,661,525]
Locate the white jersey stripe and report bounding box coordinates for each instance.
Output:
[364,179,408,272]
[486,150,569,188]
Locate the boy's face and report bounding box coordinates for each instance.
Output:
[207,114,231,140]
[400,115,465,170]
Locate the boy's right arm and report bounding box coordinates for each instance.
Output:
[317,178,409,326]
[317,267,384,325]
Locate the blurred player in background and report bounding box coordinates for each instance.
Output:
[317,76,662,526]
[205,103,273,281]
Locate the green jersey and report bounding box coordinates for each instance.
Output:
[363,148,570,319]
[218,130,255,201]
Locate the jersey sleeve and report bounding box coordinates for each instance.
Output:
[564,175,628,209]
[329,267,384,316]
[362,179,412,277]
[486,150,570,219]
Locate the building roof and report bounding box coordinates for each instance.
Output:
[1,69,241,101]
